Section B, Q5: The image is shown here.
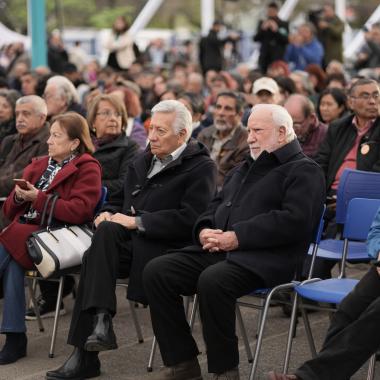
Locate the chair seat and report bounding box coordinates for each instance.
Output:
[308,239,370,261]
[295,278,359,304]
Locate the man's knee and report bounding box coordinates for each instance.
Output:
[143,255,171,290]
[94,221,123,237]
[197,266,221,296]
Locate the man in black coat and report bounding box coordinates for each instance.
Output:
[46,100,217,380]
[254,2,289,73]
[142,104,325,380]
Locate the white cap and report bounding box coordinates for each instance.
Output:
[252,77,279,95]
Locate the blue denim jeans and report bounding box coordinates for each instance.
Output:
[0,244,26,333]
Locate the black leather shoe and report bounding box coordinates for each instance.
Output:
[84,312,117,352]
[46,347,100,379]
[0,332,27,365]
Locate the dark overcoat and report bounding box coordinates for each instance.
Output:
[93,134,141,199]
[103,138,217,303]
[0,154,102,269]
[316,114,380,190]
[184,139,325,287]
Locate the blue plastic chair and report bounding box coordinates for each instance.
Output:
[319,169,380,263]
[283,198,380,378]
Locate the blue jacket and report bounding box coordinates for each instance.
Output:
[285,38,324,71]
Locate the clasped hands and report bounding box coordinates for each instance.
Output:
[199,228,239,253]
[94,212,137,229]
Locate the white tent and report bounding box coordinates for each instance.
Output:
[0,22,30,48]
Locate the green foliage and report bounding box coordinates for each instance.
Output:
[89,6,134,28]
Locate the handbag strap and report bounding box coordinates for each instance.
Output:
[46,194,59,228]
[39,194,55,227]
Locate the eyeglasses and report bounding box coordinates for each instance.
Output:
[96,110,122,118]
[350,92,380,101]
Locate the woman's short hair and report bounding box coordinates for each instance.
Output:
[0,89,21,116]
[151,100,192,141]
[317,87,347,121]
[51,112,95,154]
[87,94,128,132]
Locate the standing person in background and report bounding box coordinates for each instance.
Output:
[105,16,135,72]
[254,2,289,73]
[317,4,345,66]
[47,31,69,75]
[285,23,324,71]
[199,21,225,75]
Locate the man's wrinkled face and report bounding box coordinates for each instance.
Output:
[148,112,187,159]
[44,84,67,116]
[349,83,380,120]
[213,95,240,133]
[15,102,45,137]
[247,108,286,159]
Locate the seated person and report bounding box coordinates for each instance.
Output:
[46,100,217,380]
[269,206,380,380]
[197,91,249,189]
[141,104,325,380]
[284,94,327,159]
[0,112,101,364]
[0,95,49,198]
[25,93,141,320]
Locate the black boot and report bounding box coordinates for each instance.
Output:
[46,347,100,379]
[0,332,27,365]
[84,311,117,352]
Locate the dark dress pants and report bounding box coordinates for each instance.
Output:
[67,221,132,348]
[296,266,380,380]
[143,251,265,374]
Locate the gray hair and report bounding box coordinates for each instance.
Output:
[151,100,192,141]
[46,75,79,104]
[16,95,47,116]
[251,104,296,143]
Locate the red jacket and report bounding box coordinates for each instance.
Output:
[0,153,102,269]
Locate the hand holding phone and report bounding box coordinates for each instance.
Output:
[13,179,28,190]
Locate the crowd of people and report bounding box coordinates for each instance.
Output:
[0,2,379,379]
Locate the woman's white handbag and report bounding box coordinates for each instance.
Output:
[27,195,93,278]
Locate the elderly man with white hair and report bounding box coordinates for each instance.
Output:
[141,104,326,380]
[43,75,85,119]
[46,100,217,380]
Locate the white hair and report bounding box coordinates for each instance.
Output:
[16,95,48,116]
[251,104,296,143]
[46,75,79,104]
[151,100,192,141]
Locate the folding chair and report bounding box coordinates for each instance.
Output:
[283,198,380,379]
[321,169,380,263]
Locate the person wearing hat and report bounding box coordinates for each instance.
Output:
[252,76,280,105]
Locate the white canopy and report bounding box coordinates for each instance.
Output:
[0,22,30,49]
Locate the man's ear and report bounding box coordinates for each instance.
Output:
[278,125,287,142]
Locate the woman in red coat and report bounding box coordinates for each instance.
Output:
[0,112,101,365]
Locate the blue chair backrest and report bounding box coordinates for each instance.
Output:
[313,205,326,244]
[94,186,107,215]
[336,169,380,225]
[343,198,380,241]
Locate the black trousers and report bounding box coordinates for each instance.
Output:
[296,266,380,380]
[143,251,265,374]
[67,222,132,347]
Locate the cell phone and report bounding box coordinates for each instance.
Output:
[13,179,28,190]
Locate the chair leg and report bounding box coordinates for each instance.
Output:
[128,300,144,343]
[249,292,275,380]
[367,353,376,380]
[26,278,44,332]
[189,295,198,331]
[184,295,191,319]
[49,276,65,358]
[301,304,317,358]
[147,336,157,372]
[255,298,265,339]
[283,292,299,373]
[236,304,253,363]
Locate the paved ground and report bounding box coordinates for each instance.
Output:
[0,263,378,380]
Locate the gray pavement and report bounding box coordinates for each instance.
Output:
[0,263,378,380]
